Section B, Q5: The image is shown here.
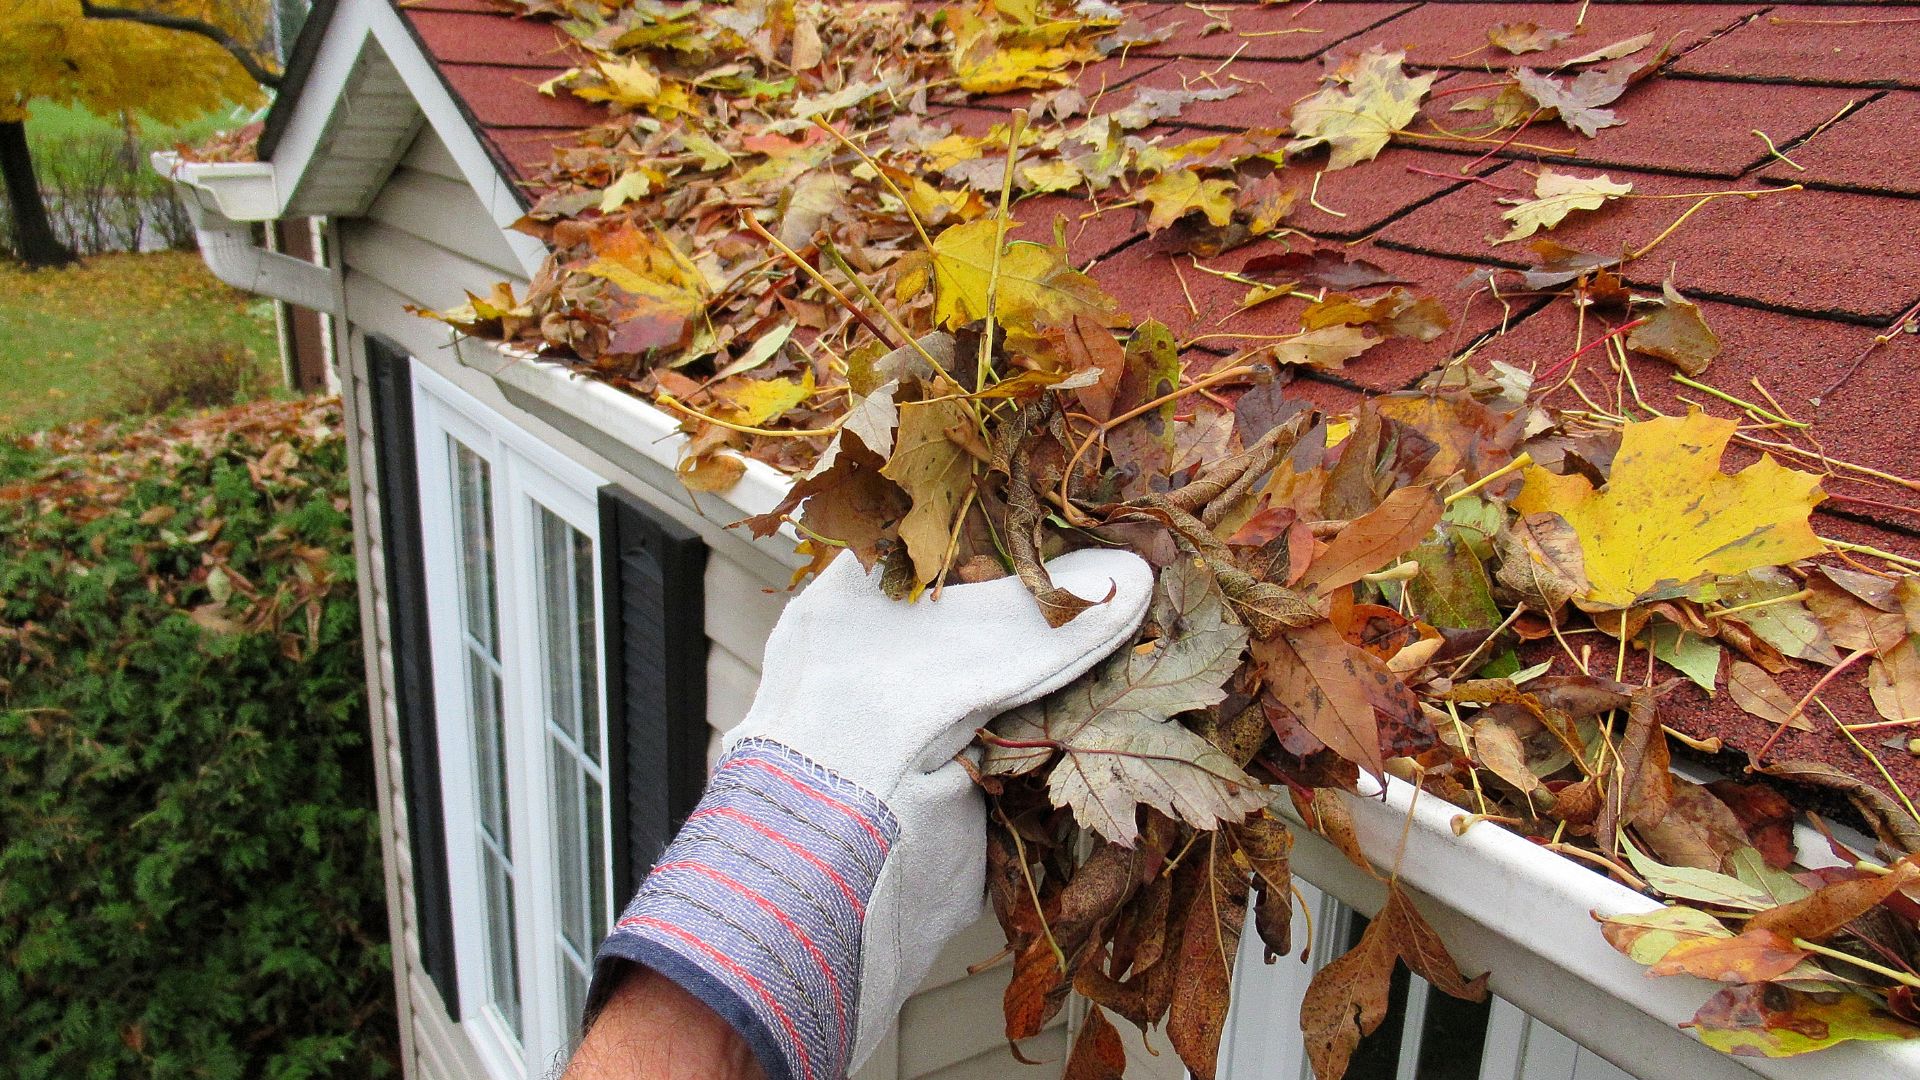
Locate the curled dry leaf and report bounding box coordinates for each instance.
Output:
[1487,21,1572,55]
[1746,858,1920,943]
[1167,834,1249,1079]
[1625,280,1722,375]
[1300,884,1488,1080]
[1234,812,1296,962]
[1063,1005,1128,1080]
[1494,510,1589,614]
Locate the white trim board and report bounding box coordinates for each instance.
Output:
[264,0,547,278]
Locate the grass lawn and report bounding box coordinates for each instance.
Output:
[25,99,256,148]
[0,251,281,435]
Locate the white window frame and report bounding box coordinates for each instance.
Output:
[412,360,615,1079]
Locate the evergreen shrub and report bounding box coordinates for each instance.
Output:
[0,398,398,1079]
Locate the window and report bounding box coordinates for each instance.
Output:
[414,364,613,1078]
[1221,878,1637,1080]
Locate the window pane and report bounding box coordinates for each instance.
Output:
[452,442,499,654]
[449,437,519,1042]
[572,527,599,763]
[561,955,589,1043]
[538,509,600,763]
[1414,979,1493,1079]
[469,656,511,854]
[551,736,588,955]
[586,774,608,938]
[483,851,523,1042]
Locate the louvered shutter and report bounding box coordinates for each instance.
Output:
[597,486,709,901]
[364,337,460,1016]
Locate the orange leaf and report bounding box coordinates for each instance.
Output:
[1298,485,1443,594]
[1747,859,1920,943]
[1649,929,1808,983]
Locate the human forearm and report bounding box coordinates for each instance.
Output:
[563,965,765,1080]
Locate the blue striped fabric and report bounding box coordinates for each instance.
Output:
[590,738,898,1080]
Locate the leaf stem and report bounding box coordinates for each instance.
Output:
[1670,373,1809,429]
[1444,451,1533,505]
[1544,842,1649,891]
[1792,938,1920,989]
[1751,128,1805,172]
[1000,812,1066,973]
[979,109,1028,393]
[1626,185,1803,262]
[1056,364,1262,525]
[1750,647,1873,763]
[810,117,936,254]
[1540,318,1647,381]
[1826,698,1920,825]
[1708,589,1813,620]
[739,212,899,350]
[1822,539,1920,571]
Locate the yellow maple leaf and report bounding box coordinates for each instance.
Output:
[954,44,1089,93]
[1511,411,1826,608]
[1498,168,1633,243]
[570,57,700,118]
[1139,169,1238,232]
[711,368,816,427]
[917,217,1120,334]
[1287,47,1436,171]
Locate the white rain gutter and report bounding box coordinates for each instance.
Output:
[1278,774,1920,1079]
[452,337,803,562]
[456,331,1919,1077]
[150,151,341,316]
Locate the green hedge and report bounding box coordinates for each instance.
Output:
[0,399,399,1079]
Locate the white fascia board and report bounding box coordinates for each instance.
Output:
[1279,775,1920,1079]
[261,0,549,279]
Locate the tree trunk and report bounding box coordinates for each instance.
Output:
[1,119,75,269]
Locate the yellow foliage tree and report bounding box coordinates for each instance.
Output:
[0,0,274,266]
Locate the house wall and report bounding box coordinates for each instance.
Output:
[332,125,1167,1080]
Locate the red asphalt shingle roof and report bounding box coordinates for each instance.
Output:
[390,0,1920,796]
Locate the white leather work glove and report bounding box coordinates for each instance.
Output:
[588,548,1153,1080]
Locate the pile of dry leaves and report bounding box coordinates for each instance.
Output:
[413,1,1920,1075]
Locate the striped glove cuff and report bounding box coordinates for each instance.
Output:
[588,738,899,1080]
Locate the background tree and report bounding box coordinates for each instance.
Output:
[0,0,275,268]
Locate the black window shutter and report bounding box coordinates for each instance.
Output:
[598,486,709,903]
[364,336,460,1017]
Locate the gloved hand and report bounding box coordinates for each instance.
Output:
[588,548,1153,1080]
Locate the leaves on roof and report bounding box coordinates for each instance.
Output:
[1497,168,1633,243]
[390,1,1920,1071]
[1287,47,1436,171]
